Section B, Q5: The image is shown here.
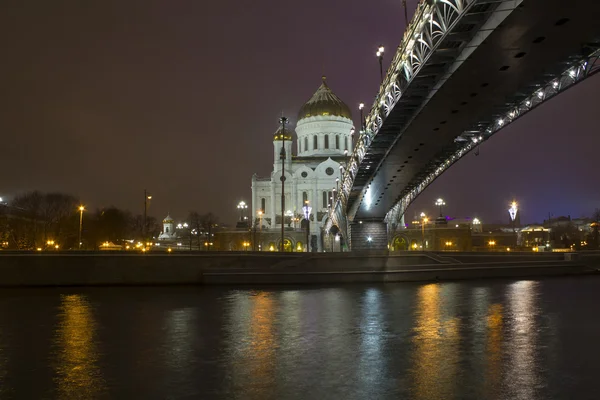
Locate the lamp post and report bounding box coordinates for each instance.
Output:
[435,198,445,217]
[376,45,385,83]
[143,190,152,240]
[279,116,288,252]
[237,201,248,223]
[78,205,85,249]
[257,210,263,251]
[302,201,312,252]
[359,103,365,131]
[420,212,428,250]
[509,201,518,232]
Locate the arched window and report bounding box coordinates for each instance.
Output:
[346,137,350,151]
[166,227,169,233]
[313,135,318,150]
[261,198,266,212]
[322,191,327,208]
[335,135,339,149]
[304,137,308,152]
[324,135,329,149]
[302,192,308,203]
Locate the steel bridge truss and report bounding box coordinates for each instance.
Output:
[327,0,499,244]
[385,47,600,227]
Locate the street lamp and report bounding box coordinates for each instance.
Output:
[435,198,445,217]
[143,190,152,240]
[420,213,428,250]
[302,200,312,252]
[279,115,288,252]
[509,201,518,232]
[359,103,365,131]
[237,200,248,222]
[257,210,263,251]
[78,205,85,249]
[376,45,385,83]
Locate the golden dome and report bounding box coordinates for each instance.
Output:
[298,76,352,121]
[273,126,292,141]
[163,215,174,223]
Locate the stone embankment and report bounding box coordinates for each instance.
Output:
[0,251,598,286]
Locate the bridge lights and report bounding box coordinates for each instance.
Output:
[435,198,445,217]
[376,45,385,83]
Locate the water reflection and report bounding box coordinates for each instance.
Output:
[358,288,385,390]
[227,291,276,398]
[53,294,105,399]
[486,303,503,392]
[411,284,460,399]
[165,308,195,381]
[506,280,539,400]
[0,329,8,397]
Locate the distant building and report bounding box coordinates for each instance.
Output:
[158,215,177,241]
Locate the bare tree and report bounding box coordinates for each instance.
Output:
[200,212,218,250]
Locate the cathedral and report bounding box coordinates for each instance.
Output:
[251,76,354,252]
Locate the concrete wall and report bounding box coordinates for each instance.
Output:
[0,251,595,286]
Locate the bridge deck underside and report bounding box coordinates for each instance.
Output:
[351,0,600,221]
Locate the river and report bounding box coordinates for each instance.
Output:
[0,276,598,399]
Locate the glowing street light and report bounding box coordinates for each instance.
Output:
[376,45,385,83]
[359,103,365,130]
[143,190,152,240]
[420,213,428,250]
[78,205,85,249]
[237,200,248,222]
[435,198,446,217]
[509,201,518,232]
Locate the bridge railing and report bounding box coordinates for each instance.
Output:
[384,47,600,226]
[330,0,475,231]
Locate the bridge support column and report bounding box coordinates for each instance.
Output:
[350,221,388,251]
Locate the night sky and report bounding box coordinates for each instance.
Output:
[1,0,598,225]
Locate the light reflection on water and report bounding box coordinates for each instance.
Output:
[411,283,461,399]
[507,280,540,400]
[53,294,105,399]
[0,277,598,399]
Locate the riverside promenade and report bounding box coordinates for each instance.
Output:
[0,251,598,286]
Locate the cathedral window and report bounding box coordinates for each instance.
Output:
[346,137,350,151]
[324,135,329,149]
[335,135,339,149]
[261,198,266,212]
[313,135,317,150]
[304,137,308,153]
[302,192,308,203]
[166,227,169,233]
[322,191,327,208]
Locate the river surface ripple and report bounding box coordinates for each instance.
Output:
[0,276,599,399]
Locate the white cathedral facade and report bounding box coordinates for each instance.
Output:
[251,77,354,252]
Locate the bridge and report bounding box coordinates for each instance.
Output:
[326,0,600,251]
